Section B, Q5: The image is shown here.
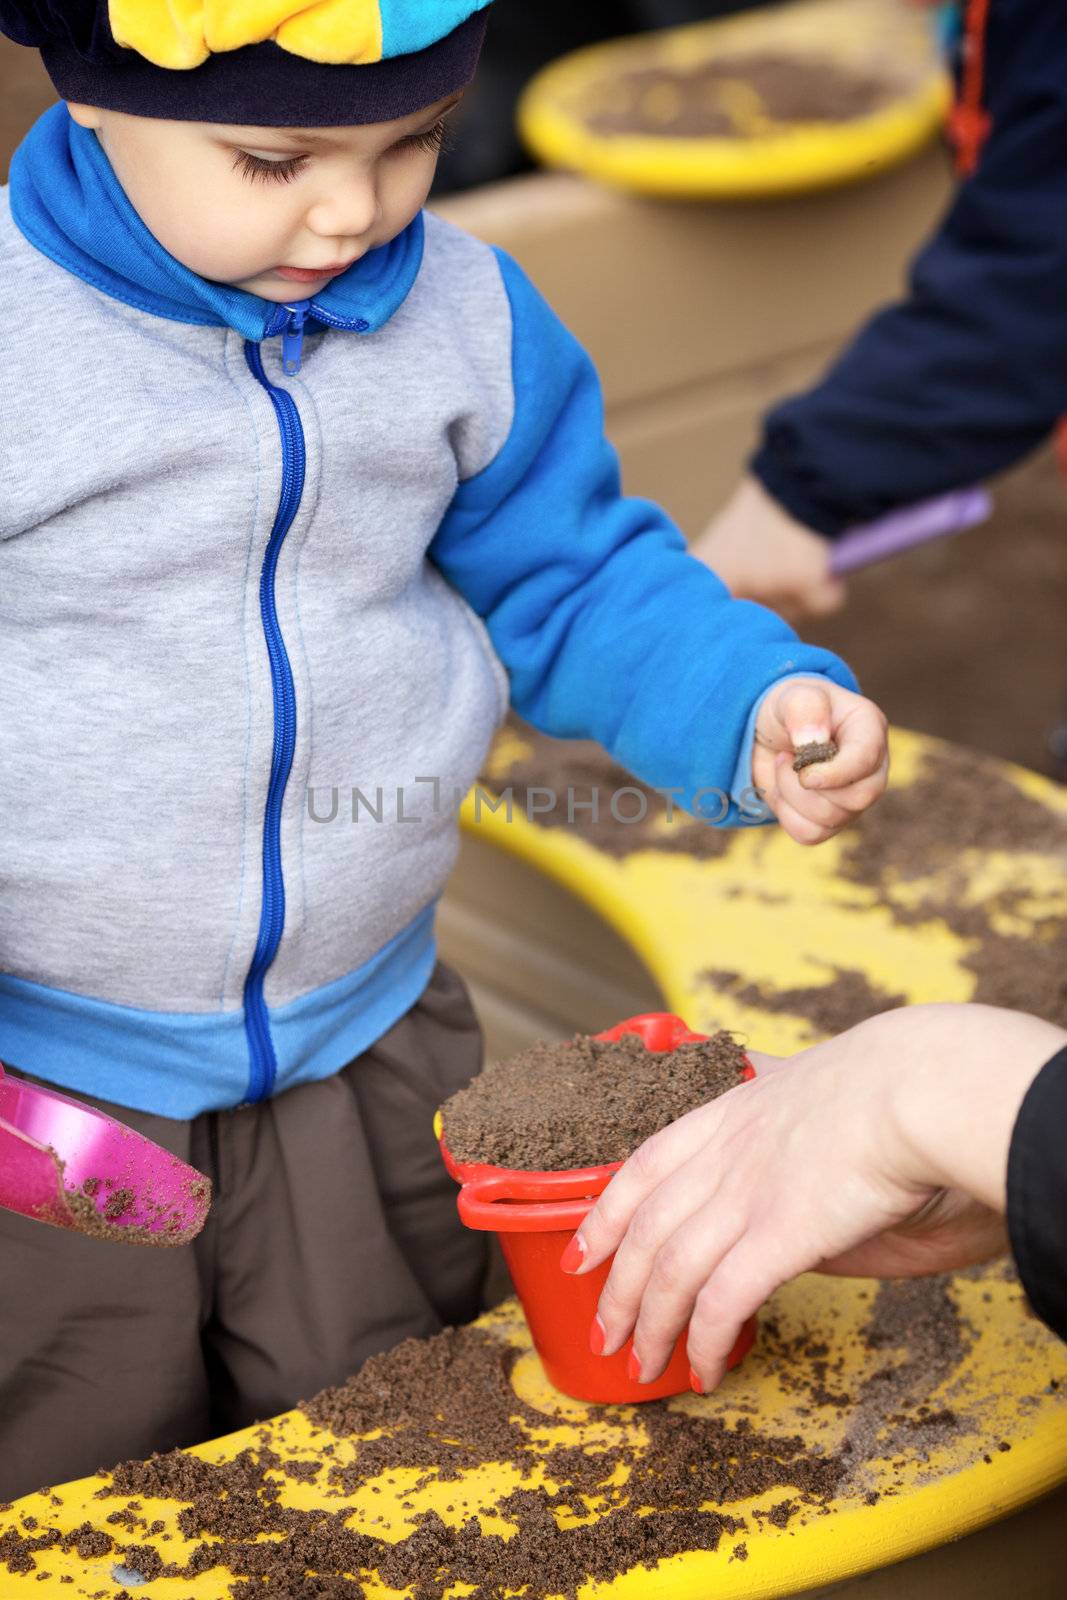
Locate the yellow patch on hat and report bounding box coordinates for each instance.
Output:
[108,0,384,70]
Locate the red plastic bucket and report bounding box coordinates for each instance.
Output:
[439,1013,757,1403]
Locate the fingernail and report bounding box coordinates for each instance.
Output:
[559,1235,586,1275]
[627,1349,642,1383]
[689,1367,704,1395]
[589,1315,606,1357]
[792,725,829,747]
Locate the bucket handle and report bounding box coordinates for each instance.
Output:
[458,1188,599,1232]
[456,1162,619,1233]
[462,1165,620,1203]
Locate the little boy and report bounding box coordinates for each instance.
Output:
[0,0,888,1498]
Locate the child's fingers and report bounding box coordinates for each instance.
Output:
[754,681,889,811]
[766,768,854,844]
[762,680,834,751]
[770,794,844,846]
[772,752,889,841]
[773,762,854,831]
[752,750,852,837]
[801,575,849,618]
[798,705,888,792]
[810,763,889,815]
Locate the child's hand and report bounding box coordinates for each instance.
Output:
[752,678,888,844]
[563,1005,1066,1394]
[692,475,846,623]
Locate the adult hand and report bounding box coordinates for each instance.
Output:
[693,475,846,623]
[752,678,889,845]
[563,1004,1067,1394]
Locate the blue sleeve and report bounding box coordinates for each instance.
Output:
[751,0,1067,538]
[430,250,858,826]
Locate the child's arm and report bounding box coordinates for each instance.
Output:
[566,1003,1067,1391]
[431,252,886,839]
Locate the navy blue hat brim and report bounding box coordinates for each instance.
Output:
[40,9,488,125]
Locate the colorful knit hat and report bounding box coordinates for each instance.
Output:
[0,1,492,124]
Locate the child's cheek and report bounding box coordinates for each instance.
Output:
[385,155,438,235]
[174,187,285,283]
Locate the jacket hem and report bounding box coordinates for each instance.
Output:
[0,904,439,1120]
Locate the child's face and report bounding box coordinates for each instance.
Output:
[66,94,461,302]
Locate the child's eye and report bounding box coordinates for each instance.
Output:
[232,149,310,185]
[396,118,453,157]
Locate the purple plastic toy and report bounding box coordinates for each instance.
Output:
[0,1063,210,1245]
[830,488,992,576]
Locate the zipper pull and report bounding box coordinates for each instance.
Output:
[281,304,308,377]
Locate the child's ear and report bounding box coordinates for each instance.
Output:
[66,102,103,131]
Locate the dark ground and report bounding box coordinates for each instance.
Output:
[2,37,1063,773]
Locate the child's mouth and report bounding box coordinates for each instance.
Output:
[275,261,356,283]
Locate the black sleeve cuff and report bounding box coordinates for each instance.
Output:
[748,445,852,542]
[1007,1044,1067,1343]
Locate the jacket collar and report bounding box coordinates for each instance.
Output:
[8,103,424,342]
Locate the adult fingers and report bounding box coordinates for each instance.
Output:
[627,1193,749,1383]
[687,1230,800,1393]
[566,1101,724,1276]
[592,1145,740,1364]
[592,1135,735,1357]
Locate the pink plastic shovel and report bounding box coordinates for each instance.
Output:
[0,1063,211,1246]
[830,487,992,576]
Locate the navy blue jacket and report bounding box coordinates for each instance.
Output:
[751,0,1067,538]
[1009,1045,1067,1346]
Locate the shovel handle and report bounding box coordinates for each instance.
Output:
[830,488,992,577]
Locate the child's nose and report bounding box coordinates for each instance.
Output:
[307,179,381,240]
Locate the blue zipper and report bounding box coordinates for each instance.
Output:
[240,320,308,1102]
[281,303,308,376]
[239,302,371,1100]
[277,300,369,377]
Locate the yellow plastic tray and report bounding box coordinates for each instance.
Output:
[467,725,1067,1054]
[5,728,1067,1597]
[518,0,951,199]
[4,1269,1066,1598]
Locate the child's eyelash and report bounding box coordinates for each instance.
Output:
[230,116,452,184]
[231,150,309,185]
[398,118,453,156]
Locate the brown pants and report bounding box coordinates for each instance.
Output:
[0,963,489,1502]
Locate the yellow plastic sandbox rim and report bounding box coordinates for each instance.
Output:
[460,725,1067,1039]
[7,732,1067,1597]
[518,7,952,199]
[7,1273,1067,1599]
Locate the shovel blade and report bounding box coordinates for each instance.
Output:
[0,1066,210,1245]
